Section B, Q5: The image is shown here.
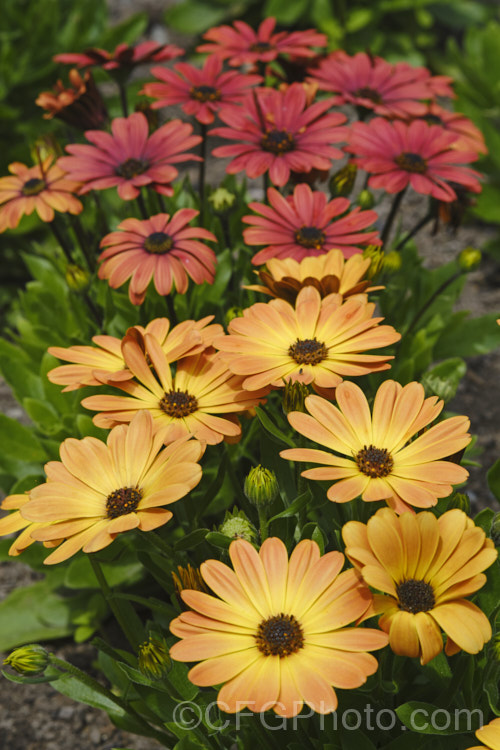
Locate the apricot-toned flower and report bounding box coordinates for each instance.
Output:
[309,52,434,118]
[342,508,497,664]
[0,494,58,557]
[0,158,82,232]
[54,42,184,71]
[142,55,261,125]
[36,69,108,130]
[347,118,481,202]
[197,18,326,68]
[214,286,399,395]
[281,380,471,513]
[98,211,217,304]
[20,411,203,564]
[81,335,267,445]
[58,112,201,200]
[211,84,346,187]
[243,184,380,264]
[468,718,500,750]
[170,537,388,716]
[414,102,487,155]
[47,316,222,391]
[245,250,381,305]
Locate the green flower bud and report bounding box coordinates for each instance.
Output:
[65,264,91,292]
[244,465,280,507]
[226,306,243,325]
[30,135,63,163]
[420,372,457,404]
[172,564,208,598]
[363,245,385,279]
[357,189,375,210]
[208,187,236,214]
[447,492,471,515]
[219,508,257,543]
[458,247,481,272]
[491,512,500,547]
[282,380,309,414]
[138,636,170,680]
[329,163,357,198]
[382,250,402,272]
[4,644,50,675]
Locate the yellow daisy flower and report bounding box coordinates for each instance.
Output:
[214,286,400,396]
[281,379,471,513]
[342,507,497,665]
[469,718,500,750]
[20,410,203,564]
[0,494,59,556]
[169,537,388,717]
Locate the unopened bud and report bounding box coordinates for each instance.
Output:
[383,250,402,272]
[208,187,236,214]
[329,163,357,198]
[31,135,63,163]
[65,264,90,292]
[219,508,257,543]
[138,635,170,680]
[4,644,50,675]
[491,512,500,547]
[363,245,385,279]
[282,380,309,414]
[447,492,471,515]
[172,564,208,600]
[458,247,481,272]
[226,306,243,325]
[244,465,279,507]
[357,189,375,209]
[420,373,457,404]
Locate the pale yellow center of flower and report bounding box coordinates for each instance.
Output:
[160,389,198,418]
[396,579,435,613]
[395,152,427,174]
[355,445,394,478]
[261,129,295,154]
[116,158,149,179]
[106,487,142,518]
[288,337,328,366]
[255,613,304,657]
[22,178,46,196]
[190,85,221,102]
[144,232,173,254]
[294,226,326,250]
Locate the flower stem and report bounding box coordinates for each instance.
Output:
[68,214,95,271]
[380,187,407,247]
[258,505,268,542]
[198,122,207,206]
[118,82,129,117]
[395,212,433,252]
[49,218,73,263]
[136,191,148,220]
[405,268,464,337]
[89,555,142,650]
[147,530,173,558]
[165,293,178,325]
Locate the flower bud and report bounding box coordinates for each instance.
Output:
[65,264,90,292]
[172,564,208,598]
[363,245,385,279]
[357,189,375,209]
[491,512,500,547]
[4,644,50,675]
[219,508,257,543]
[420,372,457,404]
[329,163,357,198]
[382,250,402,273]
[226,306,243,325]
[282,380,309,414]
[244,465,279,507]
[208,187,236,214]
[458,247,481,272]
[138,635,170,680]
[31,135,63,163]
[446,492,471,515]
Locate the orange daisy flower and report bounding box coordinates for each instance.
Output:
[468,718,500,750]
[245,249,381,305]
[47,316,222,392]
[81,333,267,445]
[0,157,82,232]
[170,537,388,716]
[281,380,471,513]
[342,508,497,665]
[214,286,399,395]
[0,494,58,557]
[20,411,203,564]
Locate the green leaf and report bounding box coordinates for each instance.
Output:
[264,0,308,24]
[437,312,500,358]
[0,581,74,650]
[474,507,494,534]
[0,414,46,463]
[174,528,210,551]
[165,2,228,36]
[255,406,295,448]
[205,531,232,550]
[64,555,143,590]
[488,459,500,501]
[22,397,60,434]
[396,700,482,734]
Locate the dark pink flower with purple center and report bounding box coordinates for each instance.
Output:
[53,41,184,71]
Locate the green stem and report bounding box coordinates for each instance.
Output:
[118,82,129,117]
[49,219,73,263]
[68,214,94,271]
[395,212,433,252]
[156,191,167,213]
[136,191,148,220]
[89,555,141,650]
[92,191,109,235]
[258,505,268,542]
[198,122,207,207]
[405,269,464,337]
[165,293,178,325]
[147,530,174,558]
[380,187,407,247]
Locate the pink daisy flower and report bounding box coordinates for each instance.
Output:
[411,103,487,155]
[197,17,326,68]
[58,112,201,200]
[309,52,443,118]
[243,183,381,264]
[210,84,346,187]
[98,210,217,304]
[141,55,261,125]
[53,41,184,71]
[346,118,481,202]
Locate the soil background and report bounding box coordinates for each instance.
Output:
[1,3,500,749]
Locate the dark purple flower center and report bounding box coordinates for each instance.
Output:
[395,152,427,174]
[421,113,443,126]
[355,445,394,478]
[261,129,295,154]
[144,232,174,254]
[397,579,435,613]
[116,158,149,179]
[106,487,143,518]
[190,85,221,102]
[22,178,46,196]
[250,41,273,53]
[288,337,328,365]
[294,225,326,249]
[160,389,198,418]
[353,87,383,104]
[255,613,304,657]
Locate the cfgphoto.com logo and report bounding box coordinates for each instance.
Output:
[172,702,484,733]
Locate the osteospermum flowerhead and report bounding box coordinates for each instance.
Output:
[98,210,217,304]
[169,537,388,716]
[210,84,346,187]
[347,118,481,202]
[214,286,400,396]
[20,410,203,564]
[58,112,201,200]
[412,102,488,155]
[141,55,261,125]
[243,183,381,264]
[36,69,108,130]
[197,18,326,68]
[343,507,497,664]
[0,157,82,232]
[468,718,500,750]
[54,41,184,72]
[281,379,471,513]
[0,494,57,557]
